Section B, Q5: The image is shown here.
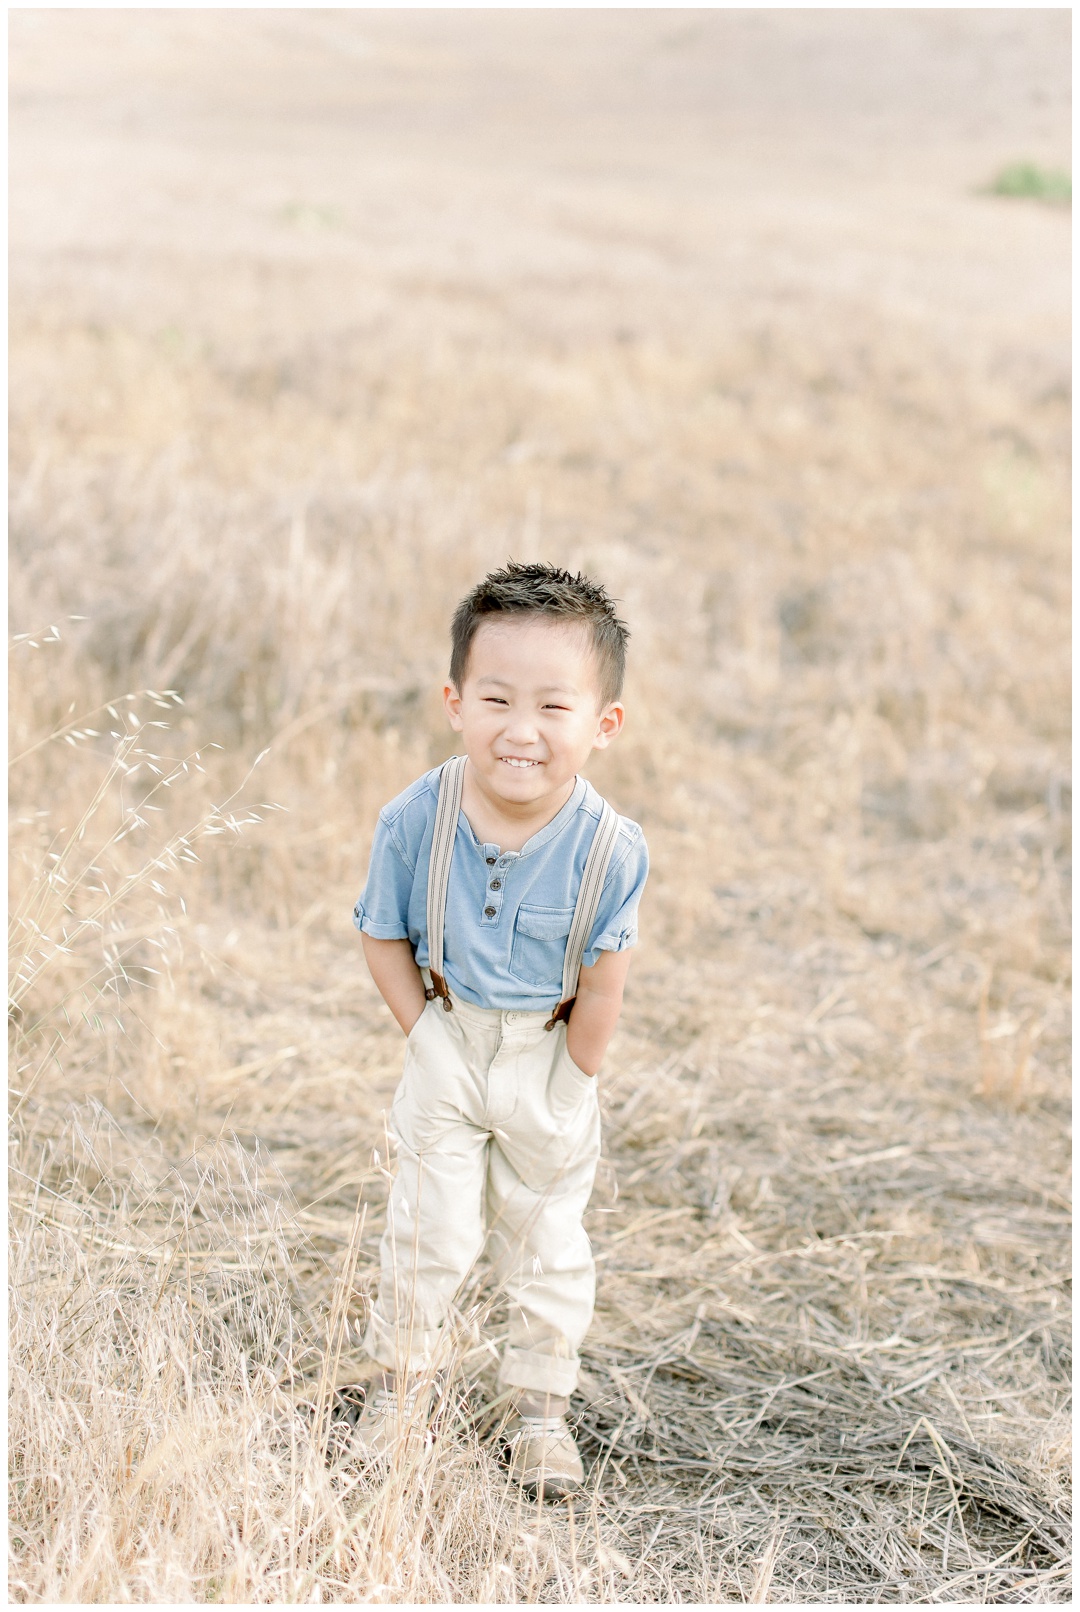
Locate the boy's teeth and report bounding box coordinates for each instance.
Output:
[502,758,537,768]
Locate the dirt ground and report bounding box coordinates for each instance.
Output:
[8,11,1071,1604]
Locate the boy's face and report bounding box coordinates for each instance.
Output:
[443,616,624,815]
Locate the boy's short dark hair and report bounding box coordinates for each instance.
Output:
[449,561,629,707]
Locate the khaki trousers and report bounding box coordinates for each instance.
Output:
[364,993,602,1397]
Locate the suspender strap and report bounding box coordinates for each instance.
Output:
[425,759,620,1025]
[426,754,466,1010]
[545,801,620,1031]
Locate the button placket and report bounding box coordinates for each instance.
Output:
[479,845,517,925]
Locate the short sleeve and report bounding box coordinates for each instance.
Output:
[352,813,414,941]
[582,825,649,968]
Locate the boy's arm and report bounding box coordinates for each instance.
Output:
[360,934,427,1035]
[565,948,633,1077]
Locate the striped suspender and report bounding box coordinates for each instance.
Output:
[424,756,621,1026]
[425,754,466,1009]
[544,800,620,1030]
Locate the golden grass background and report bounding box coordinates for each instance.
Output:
[8,11,1071,1602]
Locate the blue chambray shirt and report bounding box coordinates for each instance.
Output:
[353,762,649,1011]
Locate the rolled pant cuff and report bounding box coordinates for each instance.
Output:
[497,1345,580,1398]
[363,1308,442,1375]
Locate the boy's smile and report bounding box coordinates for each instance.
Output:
[443,616,624,843]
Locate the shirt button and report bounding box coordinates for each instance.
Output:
[484,905,497,918]
[486,856,496,866]
[489,879,502,891]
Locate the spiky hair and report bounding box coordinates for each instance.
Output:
[449,561,629,706]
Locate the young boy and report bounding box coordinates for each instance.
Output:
[351,561,648,1493]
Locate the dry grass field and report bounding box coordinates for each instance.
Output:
[8,11,1071,1603]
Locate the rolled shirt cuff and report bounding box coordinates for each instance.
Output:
[352,905,410,940]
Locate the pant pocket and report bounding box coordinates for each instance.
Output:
[548,1035,596,1119]
[389,1005,467,1151]
[495,1033,598,1193]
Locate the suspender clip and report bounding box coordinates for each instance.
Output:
[544,998,575,1032]
[429,971,453,1012]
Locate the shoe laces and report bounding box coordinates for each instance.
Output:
[369,1383,416,1418]
[516,1413,568,1438]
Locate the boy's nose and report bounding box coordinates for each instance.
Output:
[502,713,540,744]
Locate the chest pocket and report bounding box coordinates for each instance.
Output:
[508,904,575,989]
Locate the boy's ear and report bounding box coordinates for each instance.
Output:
[592,701,625,750]
[443,681,464,732]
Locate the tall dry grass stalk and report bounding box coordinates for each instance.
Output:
[9,10,1070,1602]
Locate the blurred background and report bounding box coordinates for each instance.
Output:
[9,11,1072,1603]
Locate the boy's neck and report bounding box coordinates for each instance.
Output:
[459,764,578,853]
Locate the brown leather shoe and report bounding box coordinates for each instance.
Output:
[505,1412,584,1496]
[351,1376,431,1462]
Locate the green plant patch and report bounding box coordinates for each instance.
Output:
[989,162,1071,205]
